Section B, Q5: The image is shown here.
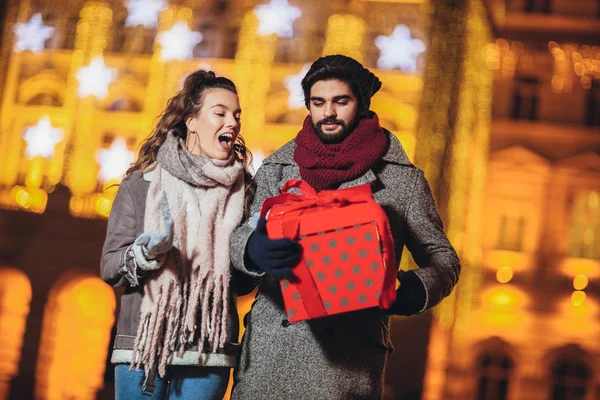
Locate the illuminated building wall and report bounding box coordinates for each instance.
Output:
[422,0,600,399]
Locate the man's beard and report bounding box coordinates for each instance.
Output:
[313,116,360,144]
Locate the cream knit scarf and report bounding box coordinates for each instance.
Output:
[132,132,244,377]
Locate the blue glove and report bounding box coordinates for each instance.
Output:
[245,217,302,278]
[383,270,427,316]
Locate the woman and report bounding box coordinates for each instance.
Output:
[101,70,254,399]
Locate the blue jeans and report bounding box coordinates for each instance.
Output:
[114,364,230,400]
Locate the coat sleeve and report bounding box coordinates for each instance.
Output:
[230,164,275,277]
[404,169,461,312]
[100,179,140,288]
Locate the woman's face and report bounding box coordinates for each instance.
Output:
[185,88,242,160]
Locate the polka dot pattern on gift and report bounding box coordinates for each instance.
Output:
[279,222,387,321]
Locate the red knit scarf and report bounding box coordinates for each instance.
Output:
[293,112,388,191]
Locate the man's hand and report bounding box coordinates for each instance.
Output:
[383,270,427,316]
[245,217,302,277]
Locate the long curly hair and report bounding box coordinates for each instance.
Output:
[127,70,256,216]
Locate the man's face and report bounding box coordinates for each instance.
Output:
[308,79,360,144]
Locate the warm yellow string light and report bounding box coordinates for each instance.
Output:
[234,11,278,149]
[421,0,492,398]
[321,14,366,62]
[449,0,492,340]
[142,6,195,148]
[63,2,116,218]
[65,2,113,194]
[414,0,468,332]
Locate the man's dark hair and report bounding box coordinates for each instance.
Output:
[301,55,382,114]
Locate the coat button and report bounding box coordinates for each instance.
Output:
[281,319,290,327]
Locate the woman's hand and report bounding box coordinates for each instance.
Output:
[134,193,174,266]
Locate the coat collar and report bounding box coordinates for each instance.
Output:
[263,129,412,167]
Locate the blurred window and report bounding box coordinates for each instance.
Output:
[511,77,539,120]
[550,359,591,400]
[525,0,552,13]
[26,92,62,107]
[496,215,527,252]
[584,79,600,127]
[476,352,513,400]
[568,191,600,260]
[106,97,142,112]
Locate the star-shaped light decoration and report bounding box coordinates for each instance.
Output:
[76,56,117,99]
[22,116,63,159]
[13,13,55,53]
[375,25,426,72]
[96,138,135,183]
[284,64,310,109]
[254,0,302,38]
[125,0,167,28]
[156,22,202,62]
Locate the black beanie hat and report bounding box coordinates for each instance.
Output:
[302,54,382,113]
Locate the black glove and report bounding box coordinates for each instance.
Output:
[384,270,427,316]
[245,217,302,278]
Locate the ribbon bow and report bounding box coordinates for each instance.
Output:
[260,179,373,222]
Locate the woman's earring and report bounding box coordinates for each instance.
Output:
[185,130,194,149]
[186,130,202,155]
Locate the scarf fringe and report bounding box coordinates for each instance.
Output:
[131,275,231,374]
[131,280,183,376]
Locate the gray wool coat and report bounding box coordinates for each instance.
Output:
[229,131,461,400]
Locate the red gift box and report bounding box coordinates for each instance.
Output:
[260,180,397,323]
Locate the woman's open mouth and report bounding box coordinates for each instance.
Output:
[218,132,235,150]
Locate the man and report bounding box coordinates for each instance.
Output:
[230,55,460,399]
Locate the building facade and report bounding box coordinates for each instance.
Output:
[423,1,600,399]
